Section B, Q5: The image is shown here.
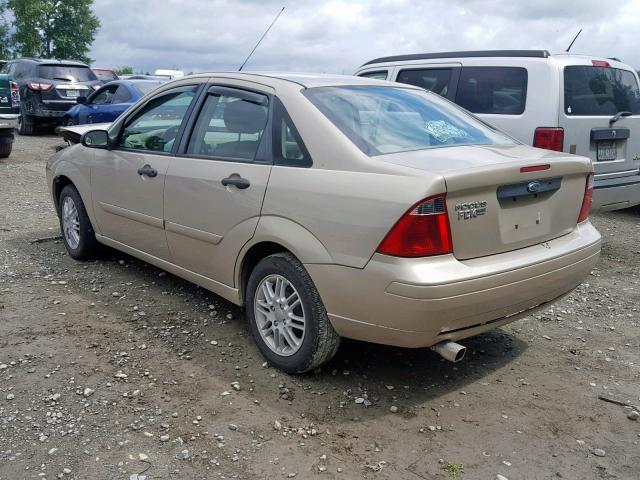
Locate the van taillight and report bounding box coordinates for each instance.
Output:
[591,60,610,68]
[376,194,452,257]
[533,127,564,152]
[26,82,52,91]
[578,173,594,223]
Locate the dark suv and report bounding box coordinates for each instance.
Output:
[1,58,101,135]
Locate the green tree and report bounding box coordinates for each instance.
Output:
[114,65,133,75]
[0,1,11,59]
[8,0,100,63]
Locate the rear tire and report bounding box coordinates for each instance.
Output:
[0,142,11,158]
[58,184,100,260]
[246,252,340,374]
[18,111,35,136]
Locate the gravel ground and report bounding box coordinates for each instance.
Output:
[1,134,639,480]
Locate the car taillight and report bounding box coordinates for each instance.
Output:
[26,82,53,91]
[377,194,452,257]
[578,173,594,223]
[533,127,564,152]
[10,81,19,103]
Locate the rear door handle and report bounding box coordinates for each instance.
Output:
[137,164,157,178]
[221,176,250,189]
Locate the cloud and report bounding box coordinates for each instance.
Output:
[89,0,640,73]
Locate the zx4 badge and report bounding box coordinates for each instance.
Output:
[455,201,487,220]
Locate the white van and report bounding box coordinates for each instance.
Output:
[154,69,185,80]
[355,50,640,211]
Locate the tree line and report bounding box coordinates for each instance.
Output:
[0,0,100,64]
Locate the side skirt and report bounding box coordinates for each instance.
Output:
[96,234,241,306]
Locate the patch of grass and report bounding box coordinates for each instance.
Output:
[441,462,464,477]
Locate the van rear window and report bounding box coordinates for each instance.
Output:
[564,66,640,116]
[455,67,527,115]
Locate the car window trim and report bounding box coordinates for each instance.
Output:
[174,82,274,165]
[113,83,205,156]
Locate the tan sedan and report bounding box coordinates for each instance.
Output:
[47,73,601,373]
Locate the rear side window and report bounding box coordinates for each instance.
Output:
[455,67,527,115]
[273,98,311,167]
[564,66,640,116]
[38,65,97,82]
[358,71,388,80]
[187,89,269,161]
[397,69,452,97]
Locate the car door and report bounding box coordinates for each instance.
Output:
[163,84,273,287]
[95,84,132,123]
[84,84,118,123]
[91,84,201,260]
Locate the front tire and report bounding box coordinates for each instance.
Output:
[58,185,100,260]
[246,253,340,373]
[63,117,74,127]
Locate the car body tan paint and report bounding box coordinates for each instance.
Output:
[47,72,602,350]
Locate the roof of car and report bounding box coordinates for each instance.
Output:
[362,50,551,66]
[186,71,411,89]
[14,57,89,67]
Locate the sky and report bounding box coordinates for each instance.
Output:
[89,0,640,74]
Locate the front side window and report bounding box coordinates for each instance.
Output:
[90,85,118,105]
[119,87,197,153]
[304,85,514,156]
[455,67,528,115]
[358,71,388,80]
[397,69,452,97]
[564,66,640,116]
[187,89,269,161]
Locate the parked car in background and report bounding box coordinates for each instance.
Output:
[356,50,640,211]
[0,72,19,157]
[49,73,600,372]
[62,79,164,126]
[92,68,119,84]
[1,58,101,135]
[154,69,184,80]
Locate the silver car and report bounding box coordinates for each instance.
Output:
[47,73,601,373]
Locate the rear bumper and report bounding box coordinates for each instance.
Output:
[0,113,19,130]
[592,172,640,211]
[306,221,601,348]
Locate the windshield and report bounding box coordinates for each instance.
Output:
[564,66,640,116]
[304,86,514,156]
[93,69,118,81]
[39,65,97,82]
[133,82,164,96]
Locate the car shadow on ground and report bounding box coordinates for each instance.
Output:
[24,233,528,420]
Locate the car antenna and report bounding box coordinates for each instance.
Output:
[565,29,582,52]
[238,7,285,71]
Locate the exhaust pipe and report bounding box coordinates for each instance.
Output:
[430,341,466,363]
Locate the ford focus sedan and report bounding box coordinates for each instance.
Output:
[47,73,601,373]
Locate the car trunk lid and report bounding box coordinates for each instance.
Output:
[379,144,592,260]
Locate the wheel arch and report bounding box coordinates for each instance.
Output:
[236,216,334,304]
[52,174,75,215]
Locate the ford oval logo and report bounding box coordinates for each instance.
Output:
[527,181,541,193]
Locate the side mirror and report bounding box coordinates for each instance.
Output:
[81,129,109,149]
[77,96,87,105]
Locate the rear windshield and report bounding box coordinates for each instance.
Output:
[38,65,97,82]
[133,82,164,96]
[303,85,514,156]
[93,69,118,81]
[564,66,640,116]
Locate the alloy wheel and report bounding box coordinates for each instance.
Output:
[61,196,81,249]
[254,274,306,356]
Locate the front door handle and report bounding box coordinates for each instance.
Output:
[137,164,157,178]
[221,176,250,189]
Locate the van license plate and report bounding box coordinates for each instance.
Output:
[597,141,617,161]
